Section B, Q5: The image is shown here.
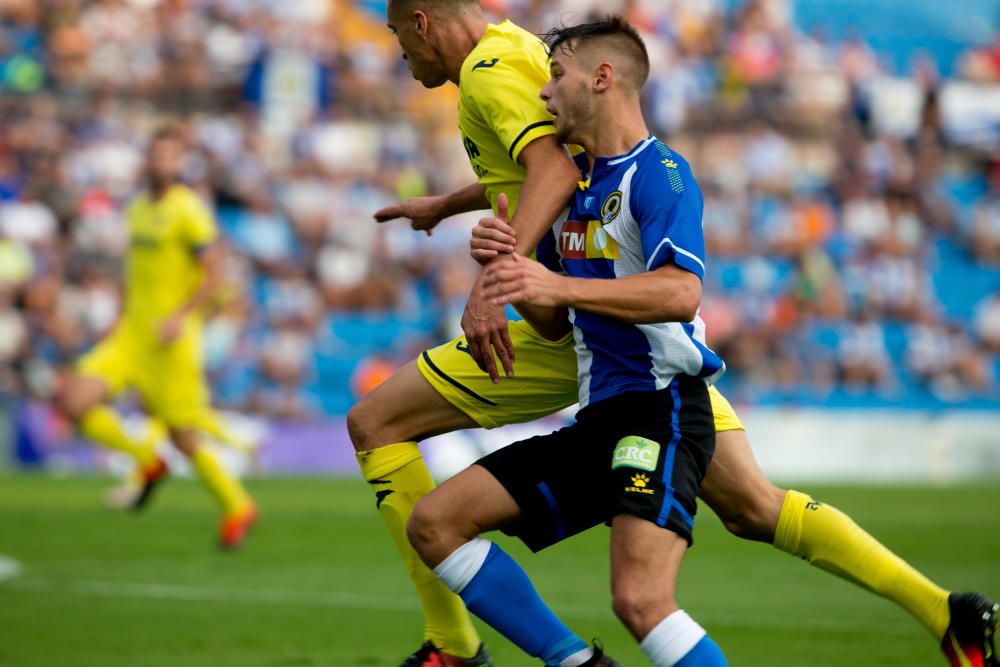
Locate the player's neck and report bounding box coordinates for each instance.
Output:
[583,102,649,160]
[149,181,175,200]
[444,15,487,84]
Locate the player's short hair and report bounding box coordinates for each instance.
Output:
[388,0,479,19]
[150,123,183,146]
[544,16,650,91]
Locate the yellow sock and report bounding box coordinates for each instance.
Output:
[196,410,254,454]
[774,489,951,638]
[80,406,157,468]
[190,446,252,515]
[357,442,481,659]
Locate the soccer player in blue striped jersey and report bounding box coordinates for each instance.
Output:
[368,2,997,665]
[407,18,729,666]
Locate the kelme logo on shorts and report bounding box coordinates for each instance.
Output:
[611,436,660,472]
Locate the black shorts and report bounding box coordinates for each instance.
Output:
[477,376,716,552]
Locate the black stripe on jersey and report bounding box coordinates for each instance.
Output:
[421,351,499,406]
[508,120,555,159]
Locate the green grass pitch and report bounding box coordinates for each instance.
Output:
[1,474,997,666]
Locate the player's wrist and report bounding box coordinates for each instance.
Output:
[551,275,574,307]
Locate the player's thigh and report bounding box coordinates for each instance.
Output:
[416,319,578,430]
[610,513,688,639]
[348,359,480,451]
[408,463,522,565]
[138,339,211,432]
[476,421,612,553]
[699,427,785,541]
[65,332,133,419]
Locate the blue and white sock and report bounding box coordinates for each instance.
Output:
[434,538,592,666]
[639,610,728,666]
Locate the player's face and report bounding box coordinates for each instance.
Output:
[147,137,183,187]
[386,4,448,88]
[540,45,593,145]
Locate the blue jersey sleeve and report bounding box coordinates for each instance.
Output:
[534,229,563,274]
[629,149,706,280]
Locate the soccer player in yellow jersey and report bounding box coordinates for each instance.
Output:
[58,127,257,550]
[358,2,998,666]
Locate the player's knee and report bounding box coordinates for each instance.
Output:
[611,579,675,638]
[58,384,93,423]
[168,429,199,457]
[347,399,378,452]
[406,499,447,561]
[719,486,785,542]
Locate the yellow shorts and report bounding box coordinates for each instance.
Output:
[77,325,210,428]
[418,319,745,432]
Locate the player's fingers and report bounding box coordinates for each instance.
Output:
[373,205,404,222]
[473,330,500,383]
[471,248,499,263]
[490,329,514,378]
[480,270,513,292]
[496,193,509,223]
[497,326,515,374]
[482,278,520,301]
[491,289,523,305]
[471,227,516,248]
[475,217,516,237]
[471,238,515,256]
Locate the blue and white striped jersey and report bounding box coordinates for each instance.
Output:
[536,135,725,407]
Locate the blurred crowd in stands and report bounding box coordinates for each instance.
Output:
[1,0,1000,417]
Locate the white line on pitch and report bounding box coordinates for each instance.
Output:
[6,576,922,637]
[0,555,22,582]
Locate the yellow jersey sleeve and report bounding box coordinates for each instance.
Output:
[462,54,555,164]
[180,191,217,250]
[457,21,558,215]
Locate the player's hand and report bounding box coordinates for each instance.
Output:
[159,314,184,345]
[373,196,446,236]
[470,193,516,265]
[481,253,566,307]
[461,272,515,384]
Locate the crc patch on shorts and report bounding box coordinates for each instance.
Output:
[611,435,660,472]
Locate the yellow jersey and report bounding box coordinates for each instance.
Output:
[122,184,217,337]
[458,20,556,217]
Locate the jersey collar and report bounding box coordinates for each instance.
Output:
[586,135,656,183]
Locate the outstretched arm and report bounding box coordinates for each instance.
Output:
[374,182,489,235]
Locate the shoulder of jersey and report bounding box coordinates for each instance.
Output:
[462,23,538,77]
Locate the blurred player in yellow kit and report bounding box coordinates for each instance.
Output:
[58,127,257,550]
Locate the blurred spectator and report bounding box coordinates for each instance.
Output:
[974,293,1000,354]
[837,310,892,391]
[907,311,991,399]
[969,165,1000,265]
[959,31,1000,83]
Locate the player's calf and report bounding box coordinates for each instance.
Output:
[698,429,784,543]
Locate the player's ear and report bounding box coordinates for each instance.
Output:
[593,62,613,93]
[413,9,428,37]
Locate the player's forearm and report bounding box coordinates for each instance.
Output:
[557,272,701,324]
[510,143,580,256]
[441,183,490,218]
[174,246,223,318]
[514,303,571,341]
